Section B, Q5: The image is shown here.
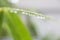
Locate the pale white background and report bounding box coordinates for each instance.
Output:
[10,0,60,40]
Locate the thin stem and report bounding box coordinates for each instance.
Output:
[0,7,50,20]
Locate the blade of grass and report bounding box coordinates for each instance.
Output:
[4,10,32,40]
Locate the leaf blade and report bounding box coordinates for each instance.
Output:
[4,11,32,40]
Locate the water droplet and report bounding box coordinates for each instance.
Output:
[37,16,45,19]
[22,12,26,14]
[16,9,19,10]
[10,10,18,13]
[14,11,17,13]
[25,13,28,15]
[10,10,14,13]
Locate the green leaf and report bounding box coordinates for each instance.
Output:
[4,10,32,40]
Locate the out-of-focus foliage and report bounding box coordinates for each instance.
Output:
[26,16,37,37]
[0,0,12,7]
[0,10,4,37]
[0,0,12,37]
[42,34,50,40]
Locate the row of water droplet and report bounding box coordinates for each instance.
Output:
[9,8,47,20]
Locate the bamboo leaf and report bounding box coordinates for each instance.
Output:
[4,10,32,40]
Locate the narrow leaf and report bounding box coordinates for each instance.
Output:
[4,11,32,40]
